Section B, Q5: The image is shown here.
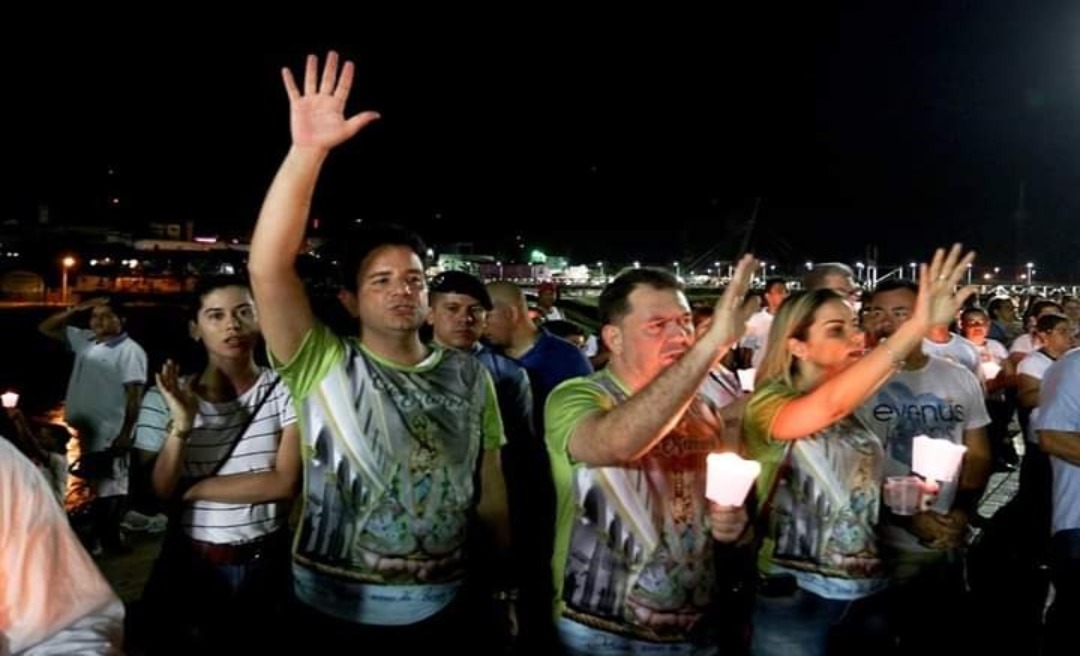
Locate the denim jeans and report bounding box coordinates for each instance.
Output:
[750,585,893,656]
[140,530,291,654]
[556,616,719,656]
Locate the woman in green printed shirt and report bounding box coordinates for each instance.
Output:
[743,245,975,656]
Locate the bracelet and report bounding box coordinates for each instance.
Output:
[166,419,193,441]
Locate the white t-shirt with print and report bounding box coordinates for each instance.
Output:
[858,356,991,553]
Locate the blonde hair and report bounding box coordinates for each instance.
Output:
[756,289,847,388]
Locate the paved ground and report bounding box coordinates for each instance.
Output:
[95,529,165,604]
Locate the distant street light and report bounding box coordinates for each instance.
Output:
[496,261,503,279]
[909,262,917,280]
[966,262,973,285]
[61,256,76,305]
[673,261,680,277]
[1026,262,1035,286]
[855,262,865,282]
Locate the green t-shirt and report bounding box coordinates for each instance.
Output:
[274,321,503,625]
[545,369,730,643]
[743,380,886,600]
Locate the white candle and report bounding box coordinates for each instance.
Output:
[980,360,1002,381]
[1,391,18,409]
[706,452,761,506]
[912,435,967,482]
[736,368,756,392]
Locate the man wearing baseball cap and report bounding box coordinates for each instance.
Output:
[428,271,553,651]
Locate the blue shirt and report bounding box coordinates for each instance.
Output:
[519,330,593,431]
[472,342,534,444]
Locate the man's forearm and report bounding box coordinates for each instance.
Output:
[248,146,327,363]
[38,306,74,339]
[249,146,328,279]
[114,386,143,448]
[1040,430,1080,466]
[573,332,729,465]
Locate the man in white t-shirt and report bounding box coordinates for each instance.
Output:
[859,280,991,654]
[922,324,982,376]
[1036,348,1080,656]
[39,297,147,555]
[739,277,788,369]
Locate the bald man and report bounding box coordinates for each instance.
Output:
[485,282,593,427]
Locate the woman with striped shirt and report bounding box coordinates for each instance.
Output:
[135,275,300,652]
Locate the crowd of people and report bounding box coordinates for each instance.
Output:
[3,51,1078,656]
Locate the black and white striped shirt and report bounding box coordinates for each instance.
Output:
[134,368,296,544]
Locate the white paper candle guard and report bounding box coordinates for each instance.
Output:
[706,452,761,506]
[911,435,967,482]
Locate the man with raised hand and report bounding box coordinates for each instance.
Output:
[248,51,510,653]
[545,259,757,654]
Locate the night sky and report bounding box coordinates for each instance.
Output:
[8,3,1080,278]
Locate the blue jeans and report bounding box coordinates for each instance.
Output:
[140,530,291,653]
[750,585,893,656]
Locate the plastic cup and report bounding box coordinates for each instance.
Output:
[884,475,922,515]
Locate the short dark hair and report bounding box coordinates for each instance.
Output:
[99,297,129,319]
[870,279,918,302]
[764,277,787,294]
[987,297,1014,320]
[1035,312,1069,334]
[189,274,252,320]
[337,223,428,292]
[428,270,492,310]
[598,267,682,326]
[1025,299,1064,321]
[960,306,989,322]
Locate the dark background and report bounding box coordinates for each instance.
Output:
[6,3,1079,276]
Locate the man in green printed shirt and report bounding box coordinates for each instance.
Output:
[545,263,757,655]
[248,50,510,653]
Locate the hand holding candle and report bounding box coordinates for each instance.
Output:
[706,452,761,506]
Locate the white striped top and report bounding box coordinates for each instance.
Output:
[134,368,296,544]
